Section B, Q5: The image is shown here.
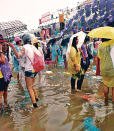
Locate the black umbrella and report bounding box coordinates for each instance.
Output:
[47,37,61,46]
[47,38,55,45]
[61,37,70,46]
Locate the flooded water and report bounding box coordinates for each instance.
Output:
[0,65,114,131]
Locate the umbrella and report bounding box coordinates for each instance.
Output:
[66,31,86,60]
[61,37,70,46]
[47,38,55,45]
[47,37,61,46]
[70,31,86,48]
[88,26,114,39]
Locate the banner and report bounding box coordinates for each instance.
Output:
[59,14,64,23]
[40,12,51,24]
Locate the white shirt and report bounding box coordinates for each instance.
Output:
[22,44,43,71]
[23,44,34,71]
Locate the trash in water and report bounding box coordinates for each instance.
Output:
[85,93,91,95]
[63,72,71,75]
[96,76,102,80]
[8,88,12,92]
[84,76,92,79]
[92,104,102,108]
[25,90,30,98]
[65,103,70,106]
[92,66,96,70]
[81,95,96,101]
[42,70,46,72]
[92,76,97,79]
[9,81,17,85]
[84,117,101,131]
[46,71,53,74]
[88,82,93,85]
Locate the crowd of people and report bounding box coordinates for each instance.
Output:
[0,29,114,112]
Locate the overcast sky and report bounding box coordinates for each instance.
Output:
[0,0,84,30]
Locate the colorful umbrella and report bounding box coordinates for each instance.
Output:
[88,26,114,39]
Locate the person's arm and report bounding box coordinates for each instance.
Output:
[0,44,5,64]
[9,43,25,59]
[81,45,87,61]
[71,47,80,72]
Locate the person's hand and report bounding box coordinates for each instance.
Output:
[78,48,81,52]
[8,42,14,48]
[75,64,80,72]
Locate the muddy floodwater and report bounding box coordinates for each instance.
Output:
[0,65,114,131]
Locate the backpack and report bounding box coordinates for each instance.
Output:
[27,49,45,72]
[100,45,114,77]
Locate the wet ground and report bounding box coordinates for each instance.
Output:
[0,64,114,131]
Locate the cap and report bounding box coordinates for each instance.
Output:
[14,37,22,42]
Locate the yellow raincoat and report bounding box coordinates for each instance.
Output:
[98,40,114,87]
[0,68,3,78]
[67,47,81,75]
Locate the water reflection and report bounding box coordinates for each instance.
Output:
[0,67,114,131]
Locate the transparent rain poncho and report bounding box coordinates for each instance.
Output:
[98,40,114,77]
[98,40,114,87]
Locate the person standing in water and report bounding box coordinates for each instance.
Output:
[9,34,40,108]
[98,39,114,105]
[51,38,60,67]
[0,35,12,111]
[67,36,82,93]
[12,37,23,83]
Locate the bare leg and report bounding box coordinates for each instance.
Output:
[112,87,114,102]
[103,85,109,99]
[55,56,58,67]
[25,77,36,104]
[0,91,3,108]
[103,85,109,105]
[32,78,38,99]
[3,87,8,104]
[17,73,19,82]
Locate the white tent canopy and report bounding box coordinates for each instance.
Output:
[0,20,27,38]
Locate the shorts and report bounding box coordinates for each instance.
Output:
[25,71,37,78]
[0,78,9,91]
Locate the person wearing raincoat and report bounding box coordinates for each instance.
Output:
[76,37,90,91]
[67,36,82,93]
[51,38,60,67]
[97,39,114,104]
[12,37,23,83]
[32,38,43,55]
